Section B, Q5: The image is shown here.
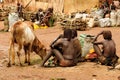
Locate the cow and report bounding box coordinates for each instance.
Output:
[8,21,46,67]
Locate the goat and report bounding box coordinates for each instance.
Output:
[8,21,46,66]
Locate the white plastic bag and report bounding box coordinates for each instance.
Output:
[110,10,117,26]
[99,18,111,27]
[8,12,19,31]
[116,10,120,26]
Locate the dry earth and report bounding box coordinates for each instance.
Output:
[0,21,120,80]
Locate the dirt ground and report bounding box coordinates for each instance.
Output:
[0,21,120,80]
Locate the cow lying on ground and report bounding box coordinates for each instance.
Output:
[8,21,46,66]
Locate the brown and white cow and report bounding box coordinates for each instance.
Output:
[8,21,46,66]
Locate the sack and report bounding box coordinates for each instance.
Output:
[99,18,111,27]
[79,34,95,57]
[110,11,117,26]
[79,34,87,48]
[116,10,120,26]
[8,12,19,28]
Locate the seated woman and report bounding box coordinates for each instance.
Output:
[40,29,80,67]
[92,30,119,68]
[71,29,82,63]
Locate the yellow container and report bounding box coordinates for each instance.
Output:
[33,23,40,29]
[40,25,48,29]
[33,23,48,29]
[89,48,95,54]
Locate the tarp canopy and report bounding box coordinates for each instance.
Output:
[2,0,104,14]
[34,0,99,14]
[64,0,99,14]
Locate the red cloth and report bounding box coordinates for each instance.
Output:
[87,52,98,60]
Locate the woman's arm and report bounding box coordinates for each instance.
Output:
[50,34,63,49]
[93,31,103,42]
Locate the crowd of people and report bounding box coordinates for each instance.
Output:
[40,28,119,69]
[93,0,120,27]
[99,0,120,18]
[16,2,54,28]
[32,7,54,27]
[0,2,54,32]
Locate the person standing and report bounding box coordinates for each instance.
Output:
[17,2,23,19]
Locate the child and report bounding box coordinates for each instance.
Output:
[41,29,80,67]
[93,30,119,68]
[71,29,82,63]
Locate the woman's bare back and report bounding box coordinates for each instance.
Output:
[102,40,116,58]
